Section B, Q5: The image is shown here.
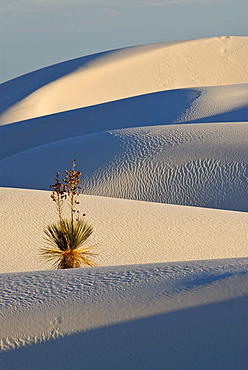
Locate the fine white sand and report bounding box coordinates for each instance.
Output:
[0,36,247,369]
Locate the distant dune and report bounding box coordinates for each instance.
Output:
[0,36,247,124]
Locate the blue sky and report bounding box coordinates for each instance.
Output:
[0,0,247,83]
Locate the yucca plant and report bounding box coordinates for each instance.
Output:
[42,219,97,269]
[42,160,97,269]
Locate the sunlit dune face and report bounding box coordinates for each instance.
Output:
[1,36,247,125]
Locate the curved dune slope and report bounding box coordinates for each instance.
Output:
[0,187,247,274]
[0,84,247,160]
[0,50,112,114]
[0,36,247,124]
[1,122,247,211]
[81,123,248,211]
[1,259,248,370]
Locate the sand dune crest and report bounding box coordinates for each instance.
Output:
[1,36,247,124]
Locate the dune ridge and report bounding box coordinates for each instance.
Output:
[1,121,247,211]
[0,36,247,125]
[1,259,248,351]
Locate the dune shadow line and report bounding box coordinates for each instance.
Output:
[1,296,247,370]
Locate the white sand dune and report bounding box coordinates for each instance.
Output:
[0,84,247,211]
[0,36,247,125]
[1,84,247,159]
[1,121,247,211]
[0,36,247,368]
[1,187,247,274]
[1,259,248,369]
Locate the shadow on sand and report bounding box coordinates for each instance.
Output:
[1,296,247,370]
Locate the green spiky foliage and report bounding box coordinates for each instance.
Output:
[42,219,97,269]
[42,159,97,269]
